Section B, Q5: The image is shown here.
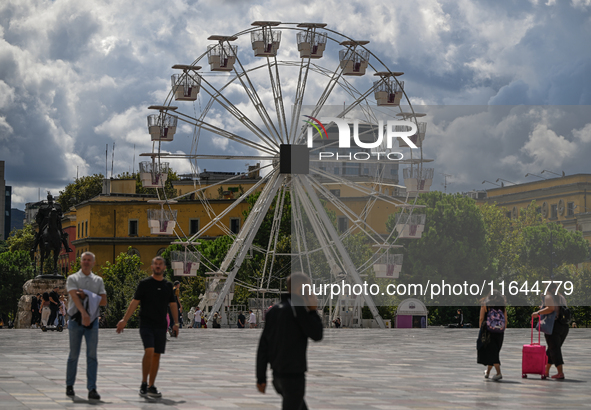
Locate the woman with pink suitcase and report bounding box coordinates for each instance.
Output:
[532,283,569,380]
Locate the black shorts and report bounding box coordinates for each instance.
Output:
[139,328,167,354]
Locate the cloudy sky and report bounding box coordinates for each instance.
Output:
[1,0,590,209]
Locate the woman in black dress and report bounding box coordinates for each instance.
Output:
[477,291,507,381]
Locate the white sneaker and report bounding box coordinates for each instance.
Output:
[484,370,490,379]
[492,374,502,381]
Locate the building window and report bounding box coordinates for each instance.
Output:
[333,168,339,175]
[567,202,575,216]
[5,190,9,196]
[338,216,348,233]
[189,219,200,235]
[506,212,511,219]
[156,248,166,257]
[329,189,341,197]
[127,248,140,258]
[129,219,139,236]
[77,223,80,238]
[230,218,240,234]
[551,204,558,219]
[536,206,541,214]
[85,221,88,237]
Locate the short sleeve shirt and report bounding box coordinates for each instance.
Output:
[66,270,106,316]
[133,277,175,329]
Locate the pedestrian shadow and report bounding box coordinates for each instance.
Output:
[552,379,586,383]
[487,380,522,384]
[70,397,110,405]
[140,397,186,406]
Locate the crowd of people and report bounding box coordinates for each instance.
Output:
[30,286,68,328]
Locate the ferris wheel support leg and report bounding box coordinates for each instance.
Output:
[299,176,386,329]
[206,173,284,326]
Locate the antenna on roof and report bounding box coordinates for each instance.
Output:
[133,144,136,176]
[111,142,115,178]
[105,144,108,178]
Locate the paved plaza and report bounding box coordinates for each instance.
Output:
[0,327,590,409]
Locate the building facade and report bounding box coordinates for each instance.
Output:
[479,174,591,242]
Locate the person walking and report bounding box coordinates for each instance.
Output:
[477,290,507,381]
[188,307,195,329]
[65,252,107,400]
[30,293,40,328]
[194,307,202,328]
[237,311,246,328]
[256,272,323,410]
[48,286,60,327]
[40,292,51,327]
[249,310,257,328]
[532,283,569,379]
[116,256,179,398]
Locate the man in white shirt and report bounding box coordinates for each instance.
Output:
[249,310,257,328]
[65,252,107,401]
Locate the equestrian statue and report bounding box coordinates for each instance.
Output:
[30,193,72,276]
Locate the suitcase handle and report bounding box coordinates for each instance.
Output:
[531,316,541,345]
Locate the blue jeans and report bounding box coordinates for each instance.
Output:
[66,318,99,391]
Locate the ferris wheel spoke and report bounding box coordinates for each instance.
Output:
[261,182,288,290]
[174,111,277,155]
[206,172,284,323]
[232,54,283,145]
[187,169,277,243]
[298,175,386,328]
[293,178,345,281]
[290,184,313,279]
[306,175,385,244]
[309,167,411,207]
[152,153,275,161]
[190,71,279,151]
[267,56,289,144]
[289,57,312,144]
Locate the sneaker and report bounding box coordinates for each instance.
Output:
[484,370,490,379]
[551,373,565,379]
[88,389,101,400]
[66,386,75,397]
[139,382,148,397]
[492,374,503,381]
[147,385,162,398]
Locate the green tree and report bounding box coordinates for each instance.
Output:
[0,250,35,319]
[5,224,36,253]
[101,249,149,327]
[386,192,489,304]
[521,222,589,274]
[58,174,105,210]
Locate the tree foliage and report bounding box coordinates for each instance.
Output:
[101,249,149,328]
[387,192,489,301]
[58,174,105,210]
[0,250,35,319]
[5,224,36,253]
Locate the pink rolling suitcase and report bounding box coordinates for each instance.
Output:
[522,317,547,379]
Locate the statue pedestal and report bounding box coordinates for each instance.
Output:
[15,277,66,329]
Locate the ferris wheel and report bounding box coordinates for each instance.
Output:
[138,21,434,329]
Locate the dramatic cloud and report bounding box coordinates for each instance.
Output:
[0,0,590,208]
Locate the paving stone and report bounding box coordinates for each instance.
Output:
[0,328,589,409]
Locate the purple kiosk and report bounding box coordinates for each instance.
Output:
[395,298,428,328]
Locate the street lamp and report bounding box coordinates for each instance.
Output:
[482,180,501,187]
[525,173,546,180]
[496,178,516,185]
[541,169,565,177]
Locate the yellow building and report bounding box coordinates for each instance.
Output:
[478,173,591,242]
[65,170,402,272]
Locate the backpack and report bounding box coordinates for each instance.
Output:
[486,308,505,333]
[556,305,572,325]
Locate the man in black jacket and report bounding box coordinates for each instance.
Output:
[256,272,323,410]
